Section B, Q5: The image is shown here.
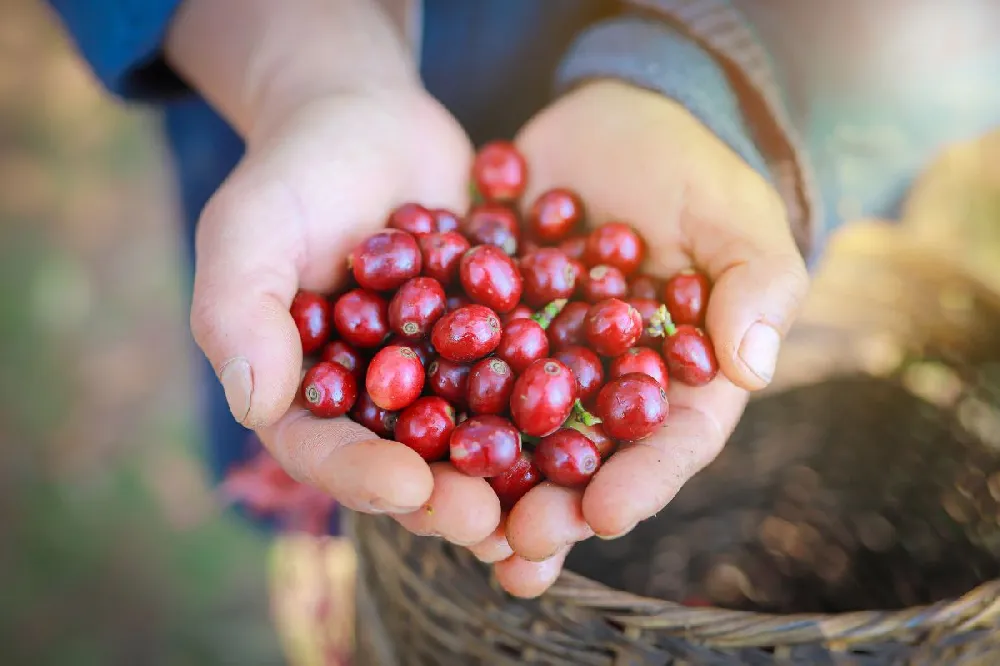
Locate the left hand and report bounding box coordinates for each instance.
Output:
[480,80,811,597]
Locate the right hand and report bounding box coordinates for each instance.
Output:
[190,85,504,545]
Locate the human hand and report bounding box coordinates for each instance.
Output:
[482,80,810,597]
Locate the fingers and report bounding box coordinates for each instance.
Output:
[582,378,747,537]
[493,546,571,598]
[392,463,501,546]
[258,408,433,513]
[505,483,593,562]
[468,520,514,563]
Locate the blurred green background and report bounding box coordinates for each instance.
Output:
[0,1,285,663]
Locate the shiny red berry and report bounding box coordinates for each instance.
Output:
[534,429,601,487]
[519,248,579,308]
[517,239,542,258]
[450,414,521,477]
[500,304,533,325]
[301,361,358,418]
[446,293,472,312]
[662,325,719,386]
[426,358,471,408]
[418,232,470,286]
[472,141,527,202]
[350,388,397,438]
[552,345,604,405]
[467,357,515,415]
[527,188,584,242]
[579,265,628,303]
[558,236,587,262]
[496,318,549,374]
[430,208,462,233]
[628,298,663,348]
[463,204,520,255]
[290,290,331,354]
[365,346,425,411]
[510,359,577,438]
[385,335,435,368]
[595,373,669,442]
[349,229,422,291]
[332,289,389,348]
[547,301,590,351]
[394,397,456,462]
[663,269,711,327]
[320,340,364,378]
[459,245,523,313]
[629,274,660,301]
[586,222,643,276]
[388,277,446,339]
[585,298,643,357]
[488,453,543,510]
[430,304,502,363]
[609,347,669,389]
[387,202,435,236]
[566,420,616,459]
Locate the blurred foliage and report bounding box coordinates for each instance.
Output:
[0,1,283,664]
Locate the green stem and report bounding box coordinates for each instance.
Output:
[530,298,569,330]
[646,304,677,338]
[569,399,602,427]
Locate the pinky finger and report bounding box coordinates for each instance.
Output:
[468,519,514,563]
[493,545,571,599]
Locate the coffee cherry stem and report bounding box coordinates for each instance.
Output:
[646,304,678,338]
[521,433,541,447]
[530,298,569,330]
[568,398,602,427]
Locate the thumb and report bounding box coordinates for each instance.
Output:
[190,167,304,430]
[698,190,810,391]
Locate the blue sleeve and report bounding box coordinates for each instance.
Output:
[556,15,770,184]
[45,0,190,101]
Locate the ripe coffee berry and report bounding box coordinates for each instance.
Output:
[579,265,628,303]
[553,346,604,405]
[662,325,719,386]
[472,140,527,202]
[534,429,601,487]
[450,415,521,477]
[496,318,549,374]
[464,204,520,255]
[628,274,660,301]
[320,340,364,379]
[349,229,422,291]
[445,293,472,312]
[459,244,523,313]
[547,301,589,351]
[595,373,669,442]
[431,304,502,362]
[510,359,577,438]
[332,289,389,348]
[394,397,456,462]
[418,232,470,286]
[388,277,446,339]
[430,208,461,234]
[488,452,543,510]
[290,291,331,355]
[385,336,435,368]
[467,357,515,415]
[566,420,616,459]
[585,298,643,357]
[663,269,711,327]
[301,361,357,418]
[628,298,663,348]
[500,304,533,325]
[586,222,644,276]
[351,388,397,438]
[558,236,587,262]
[387,202,435,236]
[519,248,579,308]
[426,358,471,408]
[527,188,584,242]
[609,347,670,390]
[366,346,425,411]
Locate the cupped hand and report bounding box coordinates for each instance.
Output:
[492,80,810,597]
[190,87,502,543]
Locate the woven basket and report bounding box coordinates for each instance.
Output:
[347,233,1000,665]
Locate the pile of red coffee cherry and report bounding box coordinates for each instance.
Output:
[289,142,718,511]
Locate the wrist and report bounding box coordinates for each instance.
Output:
[165,0,422,138]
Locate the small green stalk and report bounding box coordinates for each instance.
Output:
[569,398,602,427]
[531,298,569,330]
[646,304,677,338]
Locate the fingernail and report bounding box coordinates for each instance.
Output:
[219,357,253,424]
[596,521,636,540]
[368,497,422,514]
[738,323,780,384]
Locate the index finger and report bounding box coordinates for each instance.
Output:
[581,376,748,537]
